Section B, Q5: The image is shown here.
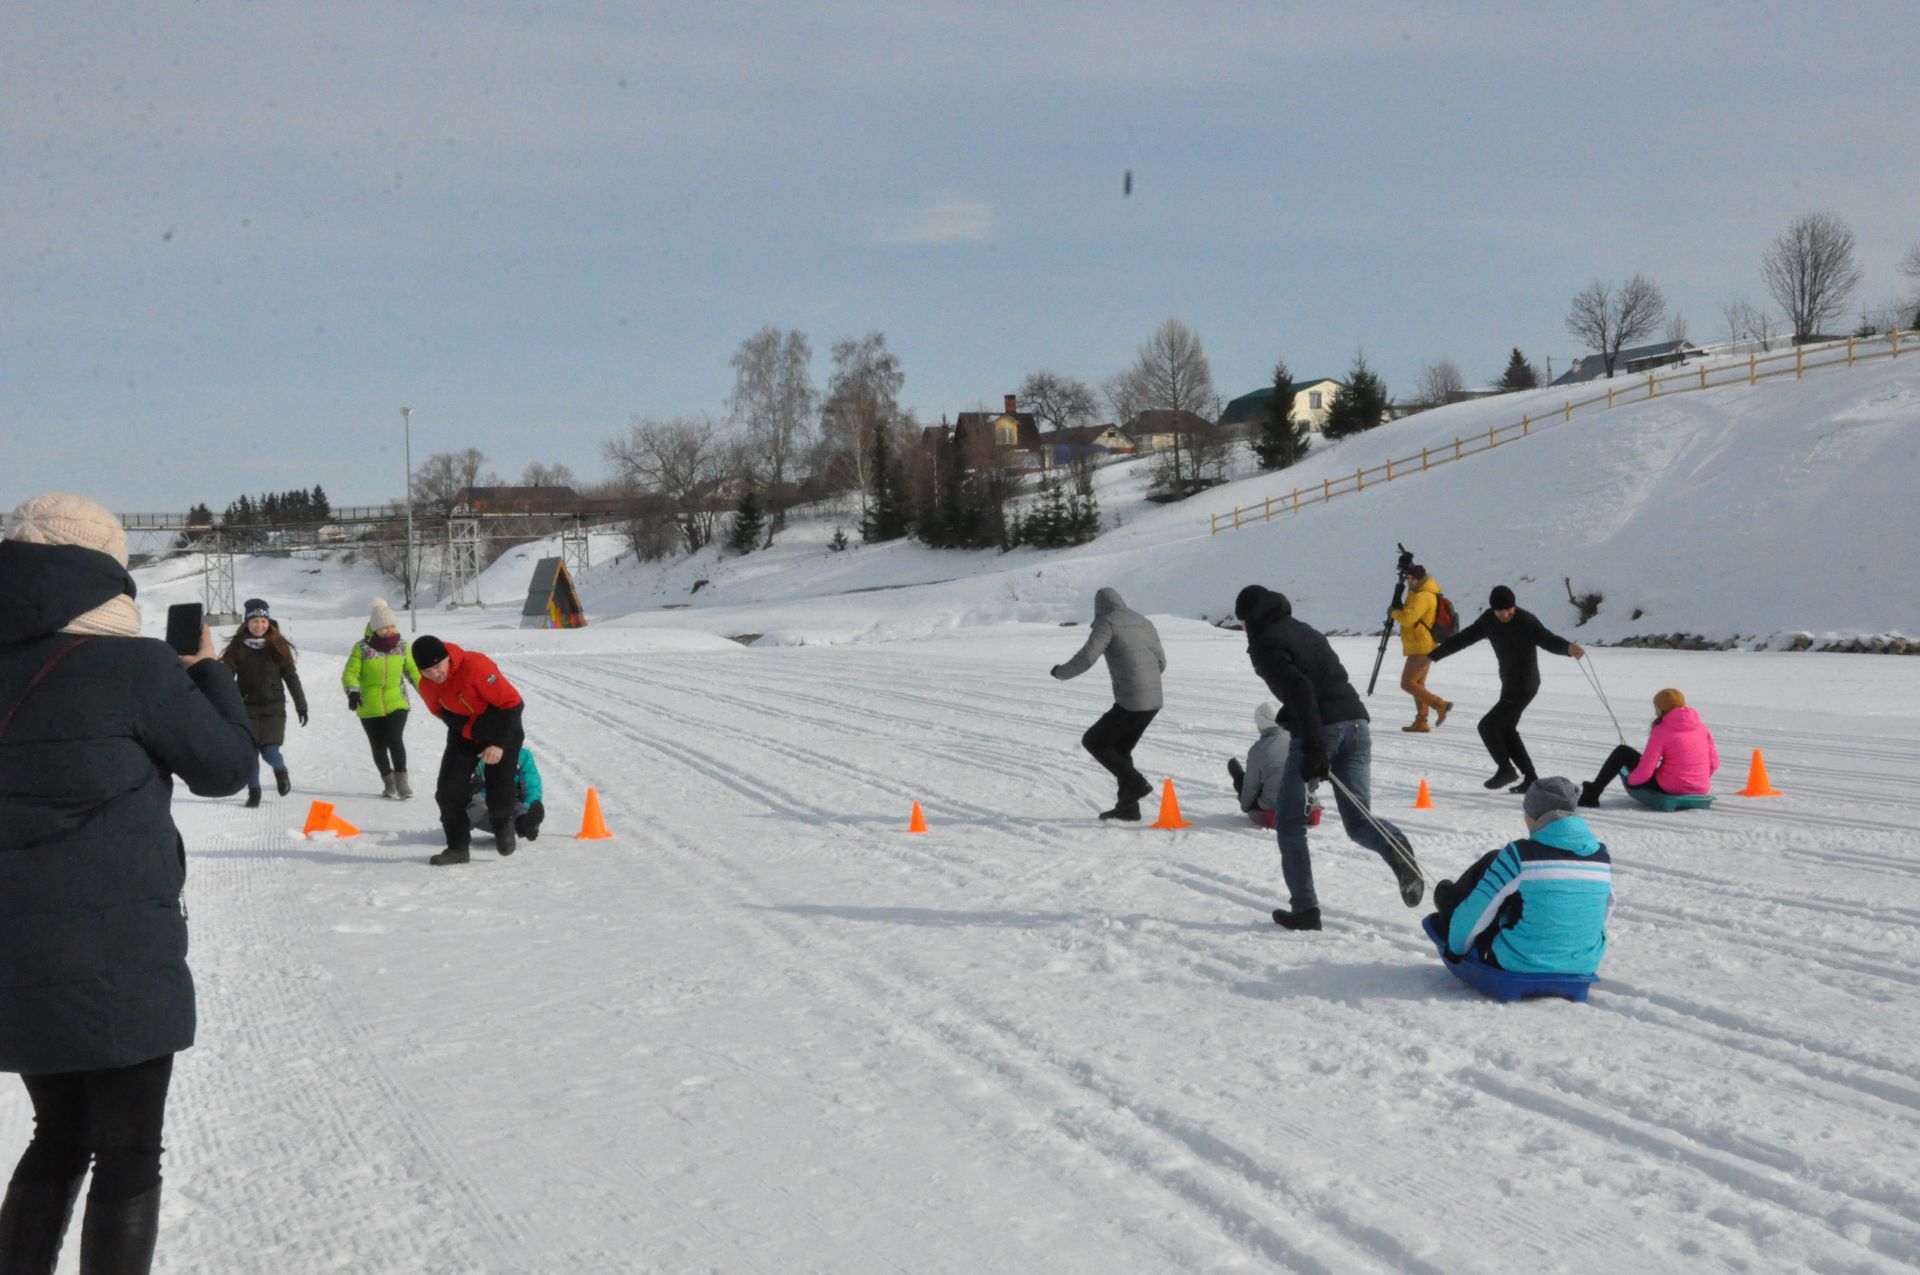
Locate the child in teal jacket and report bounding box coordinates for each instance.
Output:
[466,746,544,843]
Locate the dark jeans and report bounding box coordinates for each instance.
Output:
[1587,744,1672,798]
[1274,720,1409,912]
[250,743,286,787]
[359,710,409,775]
[1081,705,1157,799]
[1478,682,1538,777]
[436,726,526,850]
[466,798,544,840]
[13,1054,174,1201]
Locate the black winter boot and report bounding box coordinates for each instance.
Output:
[78,1184,161,1275]
[273,768,291,797]
[1123,773,1154,802]
[429,847,471,866]
[1226,758,1245,789]
[1507,775,1536,795]
[1482,765,1520,790]
[0,1174,85,1275]
[493,819,517,857]
[1390,843,1426,908]
[1578,781,1602,809]
[1271,906,1322,931]
[245,786,262,809]
[1098,798,1141,822]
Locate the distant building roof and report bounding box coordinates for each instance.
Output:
[951,410,1042,452]
[1125,409,1215,436]
[1552,340,1702,386]
[1217,381,1343,427]
[456,485,583,511]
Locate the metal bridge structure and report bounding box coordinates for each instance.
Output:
[116,497,672,622]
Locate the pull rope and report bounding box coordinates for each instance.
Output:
[1326,771,1429,884]
[1576,653,1627,746]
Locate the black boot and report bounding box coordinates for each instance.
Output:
[244,785,261,809]
[1098,798,1141,822]
[78,1184,161,1275]
[493,819,517,857]
[1507,774,1536,795]
[0,1174,85,1275]
[1482,764,1520,790]
[1390,843,1425,908]
[273,768,291,797]
[1226,757,1245,789]
[1271,906,1322,931]
[429,846,471,866]
[1578,781,1602,809]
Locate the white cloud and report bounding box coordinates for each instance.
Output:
[881,199,995,247]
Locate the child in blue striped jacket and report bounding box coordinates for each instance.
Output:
[1431,776,1613,975]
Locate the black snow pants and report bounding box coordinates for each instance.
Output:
[1478,681,1539,778]
[1082,705,1158,799]
[1586,744,1677,799]
[436,725,526,850]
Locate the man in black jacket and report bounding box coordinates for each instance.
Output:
[1429,585,1584,794]
[1234,585,1424,930]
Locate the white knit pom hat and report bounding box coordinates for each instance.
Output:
[368,597,399,631]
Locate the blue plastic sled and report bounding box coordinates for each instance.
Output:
[1421,915,1596,1003]
[1620,768,1715,813]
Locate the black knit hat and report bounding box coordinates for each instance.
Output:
[1489,585,1516,610]
[243,597,271,620]
[412,634,450,669]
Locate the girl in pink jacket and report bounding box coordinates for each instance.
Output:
[1579,687,1719,807]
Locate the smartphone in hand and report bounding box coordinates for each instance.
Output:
[165,603,204,656]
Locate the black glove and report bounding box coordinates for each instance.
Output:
[1301,740,1331,783]
[297,708,309,727]
[1227,757,1245,787]
[347,690,363,712]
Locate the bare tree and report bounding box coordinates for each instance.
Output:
[1664,311,1689,345]
[1413,357,1465,408]
[1125,318,1216,416]
[728,327,816,539]
[818,332,905,519]
[519,461,577,488]
[1898,243,1920,329]
[1762,211,1864,344]
[603,417,727,554]
[411,449,496,513]
[1018,371,1099,434]
[1720,299,1778,351]
[1565,275,1667,376]
[1101,371,1146,428]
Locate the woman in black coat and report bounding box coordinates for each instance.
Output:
[219,597,307,807]
[0,493,256,1274]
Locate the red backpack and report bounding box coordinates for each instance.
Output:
[1429,594,1459,643]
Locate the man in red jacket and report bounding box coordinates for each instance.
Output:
[411,635,526,865]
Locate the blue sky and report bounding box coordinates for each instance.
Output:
[5,0,1917,512]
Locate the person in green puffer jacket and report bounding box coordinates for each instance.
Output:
[341,598,421,798]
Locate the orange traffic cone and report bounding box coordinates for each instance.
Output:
[1414,779,1434,810]
[1148,779,1192,830]
[302,801,334,835]
[1737,749,1782,797]
[301,801,359,839]
[908,802,928,833]
[575,787,613,839]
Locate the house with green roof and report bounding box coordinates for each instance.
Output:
[1217,377,1344,436]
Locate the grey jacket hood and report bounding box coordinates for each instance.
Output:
[1093,587,1126,618]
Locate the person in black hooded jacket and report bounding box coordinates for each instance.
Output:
[0,493,257,1275]
[1233,584,1424,930]
[1429,585,1584,794]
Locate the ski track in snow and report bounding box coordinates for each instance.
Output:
[4,634,1916,1272]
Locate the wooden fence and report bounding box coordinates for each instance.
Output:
[1209,328,1911,535]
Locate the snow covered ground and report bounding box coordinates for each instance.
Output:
[5,608,1916,1273]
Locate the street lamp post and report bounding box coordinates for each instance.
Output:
[401,406,416,632]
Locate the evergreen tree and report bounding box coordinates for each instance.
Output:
[1252,359,1311,470]
[1031,479,1071,548]
[862,424,911,542]
[1498,348,1540,392]
[1068,462,1101,544]
[311,484,332,520]
[1322,353,1389,439]
[726,488,765,554]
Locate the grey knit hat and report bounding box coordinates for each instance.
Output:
[1523,776,1580,830]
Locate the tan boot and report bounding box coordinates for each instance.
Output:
[1401,721,1431,733]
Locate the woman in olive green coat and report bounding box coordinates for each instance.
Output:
[341,598,421,798]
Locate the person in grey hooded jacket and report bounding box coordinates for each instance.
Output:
[1051,587,1166,820]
